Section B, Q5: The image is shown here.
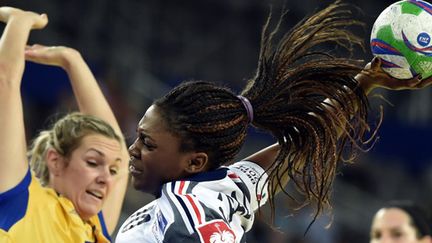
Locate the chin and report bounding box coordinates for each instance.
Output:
[77,201,102,220]
[78,207,100,220]
[131,177,146,191]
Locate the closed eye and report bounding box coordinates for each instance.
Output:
[110,168,119,176]
[87,160,98,167]
[139,133,156,151]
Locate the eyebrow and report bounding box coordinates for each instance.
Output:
[137,129,156,142]
[86,148,123,163]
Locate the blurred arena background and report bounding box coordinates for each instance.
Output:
[2,0,432,242]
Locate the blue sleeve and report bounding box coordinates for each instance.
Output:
[0,168,31,231]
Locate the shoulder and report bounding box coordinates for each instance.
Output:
[116,201,166,243]
[0,170,71,240]
[227,160,267,185]
[0,169,33,232]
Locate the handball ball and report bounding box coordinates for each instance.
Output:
[370,0,432,79]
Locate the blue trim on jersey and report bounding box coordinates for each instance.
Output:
[97,211,112,241]
[156,166,229,197]
[171,182,196,230]
[186,167,228,182]
[0,169,31,231]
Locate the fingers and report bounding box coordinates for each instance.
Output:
[24,44,51,62]
[25,44,45,50]
[413,75,432,89]
[370,56,381,70]
[0,7,48,29]
[32,13,48,30]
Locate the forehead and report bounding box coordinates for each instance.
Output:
[373,208,412,228]
[138,105,183,148]
[77,134,122,159]
[138,105,166,132]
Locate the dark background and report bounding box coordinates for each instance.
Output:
[3,0,432,242]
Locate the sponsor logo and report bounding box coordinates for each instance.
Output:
[417,32,431,47]
[157,211,168,233]
[197,219,235,243]
[236,165,260,184]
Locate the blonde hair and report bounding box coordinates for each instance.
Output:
[29,112,122,186]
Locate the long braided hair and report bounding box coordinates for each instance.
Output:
[154,0,371,222]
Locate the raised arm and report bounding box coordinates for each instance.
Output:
[0,7,47,193]
[244,57,432,188]
[25,45,129,234]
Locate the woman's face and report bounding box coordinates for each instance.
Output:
[128,105,194,195]
[53,134,122,220]
[370,208,430,243]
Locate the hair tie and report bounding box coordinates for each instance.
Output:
[237,95,254,123]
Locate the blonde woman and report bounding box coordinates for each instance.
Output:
[0,7,128,242]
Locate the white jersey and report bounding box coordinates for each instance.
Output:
[116,161,268,243]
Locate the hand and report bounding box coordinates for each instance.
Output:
[356,57,432,94]
[25,44,80,68]
[0,7,48,29]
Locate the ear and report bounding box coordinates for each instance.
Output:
[45,148,64,176]
[185,152,208,173]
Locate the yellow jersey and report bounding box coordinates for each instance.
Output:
[0,169,111,243]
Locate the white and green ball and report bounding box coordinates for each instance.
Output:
[371,0,432,79]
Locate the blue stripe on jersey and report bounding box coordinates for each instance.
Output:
[0,169,31,231]
[97,211,112,241]
[186,167,228,182]
[171,182,196,230]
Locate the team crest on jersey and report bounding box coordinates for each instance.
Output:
[196,219,235,243]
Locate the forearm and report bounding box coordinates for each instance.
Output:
[0,17,34,85]
[62,50,121,133]
[0,10,46,192]
[245,73,370,178]
[62,49,129,233]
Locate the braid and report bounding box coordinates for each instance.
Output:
[242,0,371,223]
[154,0,372,226]
[154,81,249,170]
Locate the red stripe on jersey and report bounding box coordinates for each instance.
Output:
[178,181,202,225]
[179,180,186,194]
[185,194,202,224]
[227,172,239,179]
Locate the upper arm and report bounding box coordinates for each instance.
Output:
[0,63,29,193]
[242,143,292,195]
[0,11,38,193]
[242,143,280,170]
[59,50,129,234]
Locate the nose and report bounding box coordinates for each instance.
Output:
[128,140,140,158]
[96,167,113,185]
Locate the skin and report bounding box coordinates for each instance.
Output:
[24,43,130,233]
[0,6,127,233]
[128,105,206,196]
[0,7,48,193]
[47,134,123,220]
[370,208,432,243]
[128,58,432,196]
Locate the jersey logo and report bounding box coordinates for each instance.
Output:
[196,219,235,243]
[120,207,152,233]
[157,211,168,233]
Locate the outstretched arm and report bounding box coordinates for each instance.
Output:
[244,57,432,178]
[0,7,47,193]
[25,45,129,234]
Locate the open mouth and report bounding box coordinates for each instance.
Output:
[86,190,103,200]
[129,165,143,175]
